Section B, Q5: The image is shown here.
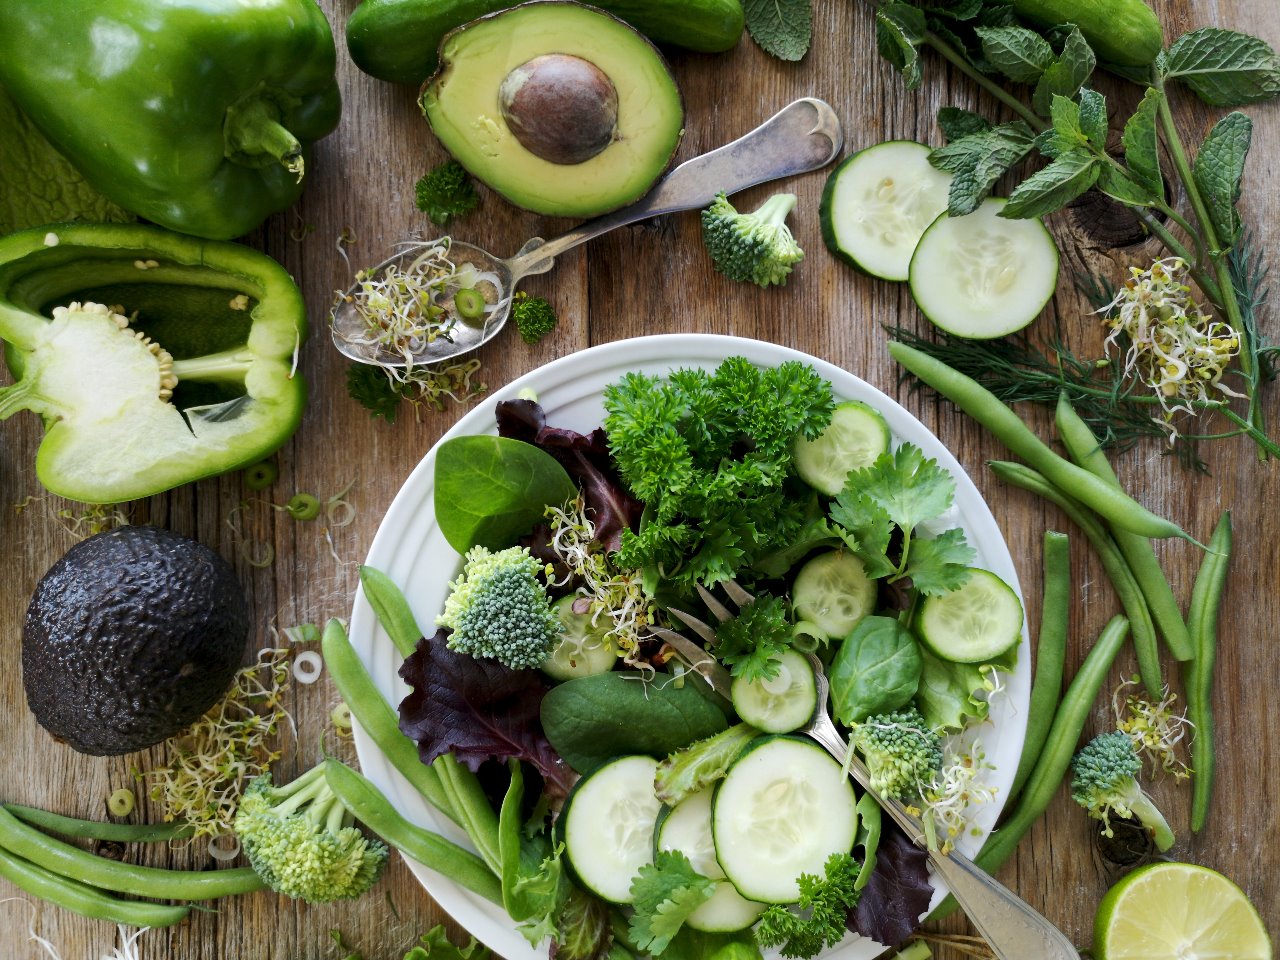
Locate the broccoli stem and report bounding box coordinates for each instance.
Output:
[1125,784,1176,852]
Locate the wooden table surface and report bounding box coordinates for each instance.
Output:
[2,1,1277,956]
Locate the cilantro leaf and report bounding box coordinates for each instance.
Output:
[628,851,718,956]
[904,528,976,596]
[755,853,861,959]
[827,494,896,580]
[714,594,794,683]
[744,0,812,62]
[1164,28,1280,107]
[843,444,956,536]
[346,362,406,422]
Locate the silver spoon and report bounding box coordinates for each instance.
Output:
[331,97,843,367]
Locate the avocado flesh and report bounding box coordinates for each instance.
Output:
[422,2,684,218]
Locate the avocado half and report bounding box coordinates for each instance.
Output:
[421,1,685,218]
[22,525,249,756]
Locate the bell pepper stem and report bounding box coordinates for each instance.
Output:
[224,97,305,183]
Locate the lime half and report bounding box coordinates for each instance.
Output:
[1095,862,1272,960]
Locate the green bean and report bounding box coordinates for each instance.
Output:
[3,803,193,843]
[321,619,456,824]
[989,460,1163,697]
[930,616,1130,921]
[1186,511,1232,832]
[0,805,262,901]
[0,845,191,927]
[323,759,502,906]
[1008,530,1071,803]
[887,341,1190,542]
[1054,394,1193,661]
[432,753,502,876]
[360,565,425,658]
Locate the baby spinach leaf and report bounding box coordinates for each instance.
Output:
[1000,147,1098,219]
[1164,28,1280,106]
[540,672,728,775]
[828,617,922,725]
[434,435,577,554]
[744,0,812,62]
[875,3,927,89]
[1192,111,1253,247]
[1121,88,1164,197]
[975,26,1054,84]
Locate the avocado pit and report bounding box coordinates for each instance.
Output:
[498,54,619,166]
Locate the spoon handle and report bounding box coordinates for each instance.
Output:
[507,98,843,278]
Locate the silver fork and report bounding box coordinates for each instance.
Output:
[650,583,1079,960]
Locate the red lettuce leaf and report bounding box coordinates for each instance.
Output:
[846,819,933,949]
[495,399,643,552]
[398,629,575,799]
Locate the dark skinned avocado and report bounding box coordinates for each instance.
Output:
[22,525,248,756]
[421,1,684,218]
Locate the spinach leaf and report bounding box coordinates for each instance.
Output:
[1164,28,1280,107]
[828,617,922,724]
[540,672,729,775]
[434,435,577,554]
[744,0,812,62]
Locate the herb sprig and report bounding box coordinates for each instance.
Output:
[867,1,1280,460]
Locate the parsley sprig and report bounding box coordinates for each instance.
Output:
[755,852,862,959]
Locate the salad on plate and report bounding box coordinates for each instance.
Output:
[347,335,1030,960]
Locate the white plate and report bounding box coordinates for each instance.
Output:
[347,334,1031,960]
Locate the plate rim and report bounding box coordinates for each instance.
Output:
[348,333,1032,960]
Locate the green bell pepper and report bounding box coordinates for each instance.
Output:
[0,223,308,504]
[0,0,341,241]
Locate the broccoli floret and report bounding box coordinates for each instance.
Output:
[700,191,804,288]
[850,707,943,802]
[437,545,562,670]
[414,160,479,227]
[1070,731,1175,851]
[234,764,389,903]
[511,291,558,344]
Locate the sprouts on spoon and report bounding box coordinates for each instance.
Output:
[334,238,503,371]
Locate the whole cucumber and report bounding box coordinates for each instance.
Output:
[347,0,745,86]
[1011,0,1163,67]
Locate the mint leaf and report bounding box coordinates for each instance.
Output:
[1164,28,1280,106]
[1192,111,1252,247]
[1096,166,1162,207]
[1001,148,1098,219]
[1032,27,1096,116]
[1121,87,1164,196]
[744,0,812,61]
[923,0,984,21]
[905,529,976,596]
[937,106,991,142]
[1048,94,1085,154]
[975,26,1054,83]
[629,851,717,956]
[1077,89,1108,146]
[929,121,1037,215]
[876,3,927,89]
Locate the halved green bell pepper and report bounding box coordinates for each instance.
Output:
[0,224,308,504]
[0,0,341,241]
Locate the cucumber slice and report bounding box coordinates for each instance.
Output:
[542,595,620,681]
[908,197,1059,339]
[656,790,767,932]
[917,567,1023,663]
[730,649,817,734]
[712,736,857,903]
[562,755,662,903]
[792,550,876,640]
[794,400,891,496]
[820,140,953,282]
